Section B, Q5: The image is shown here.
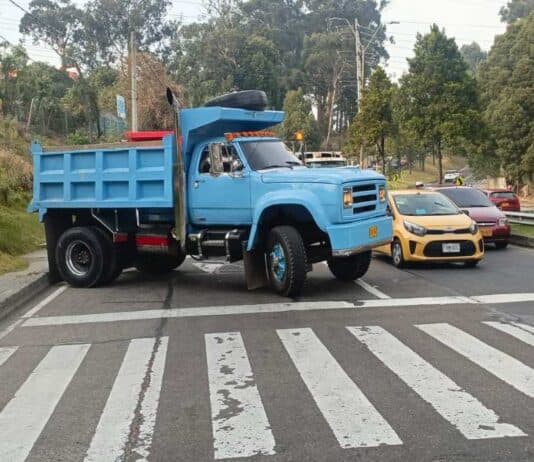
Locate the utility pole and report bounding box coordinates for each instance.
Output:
[130,31,138,132]
[354,18,365,167]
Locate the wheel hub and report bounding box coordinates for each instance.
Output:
[270,243,287,282]
[66,240,92,277]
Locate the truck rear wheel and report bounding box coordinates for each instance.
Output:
[135,252,186,275]
[328,251,372,281]
[266,226,307,297]
[91,227,122,285]
[55,227,106,288]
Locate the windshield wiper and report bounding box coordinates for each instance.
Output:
[261,164,292,170]
[286,161,302,166]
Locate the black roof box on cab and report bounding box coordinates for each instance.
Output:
[204,90,268,111]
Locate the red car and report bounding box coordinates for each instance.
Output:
[428,186,511,249]
[483,189,521,212]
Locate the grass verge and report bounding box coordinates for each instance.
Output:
[512,223,534,238]
[0,202,44,275]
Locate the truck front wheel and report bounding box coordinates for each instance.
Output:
[135,252,186,275]
[266,226,307,297]
[55,227,106,288]
[328,251,372,281]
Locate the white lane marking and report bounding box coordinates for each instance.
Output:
[0,346,18,367]
[347,326,525,440]
[0,344,90,462]
[417,323,534,399]
[192,262,225,274]
[20,293,534,327]
[473,293,534,304]
[277,328,402,448]
[85,337,168,462]
[484,322,534,348]
[355,280,391,299]
[0,319,23,341]
[0,285,67,342]
[23,301,355,326]
[22,285,68,318]
[205,332,276,459]
[135,337,168,461]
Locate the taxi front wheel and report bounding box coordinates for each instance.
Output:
[391,239,405,268]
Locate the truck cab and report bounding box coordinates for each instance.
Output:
[29,91,392,297]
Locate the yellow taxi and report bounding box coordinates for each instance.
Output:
[376,190,484,268]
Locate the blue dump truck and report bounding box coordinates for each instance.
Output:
[29,90,392,297]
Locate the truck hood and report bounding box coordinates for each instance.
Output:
[261,167,385,185]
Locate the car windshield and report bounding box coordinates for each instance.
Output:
[307,161,346,168]
[393,193,460,216]
[239,140,303,170]
[491,192,516,200]
[439,188,493,208]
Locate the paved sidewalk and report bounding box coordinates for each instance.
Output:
[0,249,49,317]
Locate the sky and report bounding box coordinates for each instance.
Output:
[0,0,509,79]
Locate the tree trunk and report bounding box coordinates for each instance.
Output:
[437,140,443,184]
[379,136,386,176]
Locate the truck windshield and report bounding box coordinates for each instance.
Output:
[240,141,303,170]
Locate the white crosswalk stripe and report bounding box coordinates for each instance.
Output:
[347,326,525,440]
[484,321,534,347]
[277,327,402,448]
[0,346,17,367]
[205,332,276,459]
[85,337,168,462]
[0,344,90,462]
[1,321,533,460]
[417,323,534,399]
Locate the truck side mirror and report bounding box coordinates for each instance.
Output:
[231,158,244,175]
[208,144,224,176]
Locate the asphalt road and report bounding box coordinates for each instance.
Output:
[1,245,534,462]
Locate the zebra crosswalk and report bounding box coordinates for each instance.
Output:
[0,321,533,461]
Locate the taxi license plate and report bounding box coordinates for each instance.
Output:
[442,243,461,253]
[369,226,378,239]
[481,228,493,237]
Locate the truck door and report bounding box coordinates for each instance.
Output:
[189,144,252,225]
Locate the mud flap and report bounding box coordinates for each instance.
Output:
[243,244,268,290]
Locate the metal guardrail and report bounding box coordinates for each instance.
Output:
[504,211,534,226]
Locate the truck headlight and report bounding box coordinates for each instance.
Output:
[498,218,508,226]
[469,222,478,234]
[379,186,386,202]
[343,188,353,208]
[404,220,427,237]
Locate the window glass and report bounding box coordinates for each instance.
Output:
[439,188,492,208]
[491,192,516,200]
[240,141,302,170]
[198,145,242,174]
[393,193,459,216]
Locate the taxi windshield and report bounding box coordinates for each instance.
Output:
[393,193,460,216]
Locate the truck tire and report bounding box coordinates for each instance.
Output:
[55,227,106,288]
[91,227,122,285]
[135,251,186,275]
[266,226,307,297]
[327,251,372,281]
[204,90,268,111]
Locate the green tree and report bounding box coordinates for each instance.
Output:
[349,67,395,171]
[478,13,534,184]
[399,25,480,183]
[280,89,320,150]
[500,0,534,23]
[460,42,488,74]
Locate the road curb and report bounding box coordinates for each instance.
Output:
[510,234,534,249]
[0,273,50,322]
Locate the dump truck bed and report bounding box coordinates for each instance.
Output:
[29,135,175,214]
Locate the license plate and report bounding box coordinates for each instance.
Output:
[481,228,493,237]
[369,226,378,239]
[442,243,461,253]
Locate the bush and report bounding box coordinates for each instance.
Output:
[66,130,90,145]
[0,150,33,205]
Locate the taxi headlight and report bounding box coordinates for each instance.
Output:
[498,217,509,226]
[469,222,478,235]
[343,188,353,208]
[404,220,427,237]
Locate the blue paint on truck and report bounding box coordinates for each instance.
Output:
[29,92,392,296]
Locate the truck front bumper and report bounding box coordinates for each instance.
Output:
[327,216,393,257]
